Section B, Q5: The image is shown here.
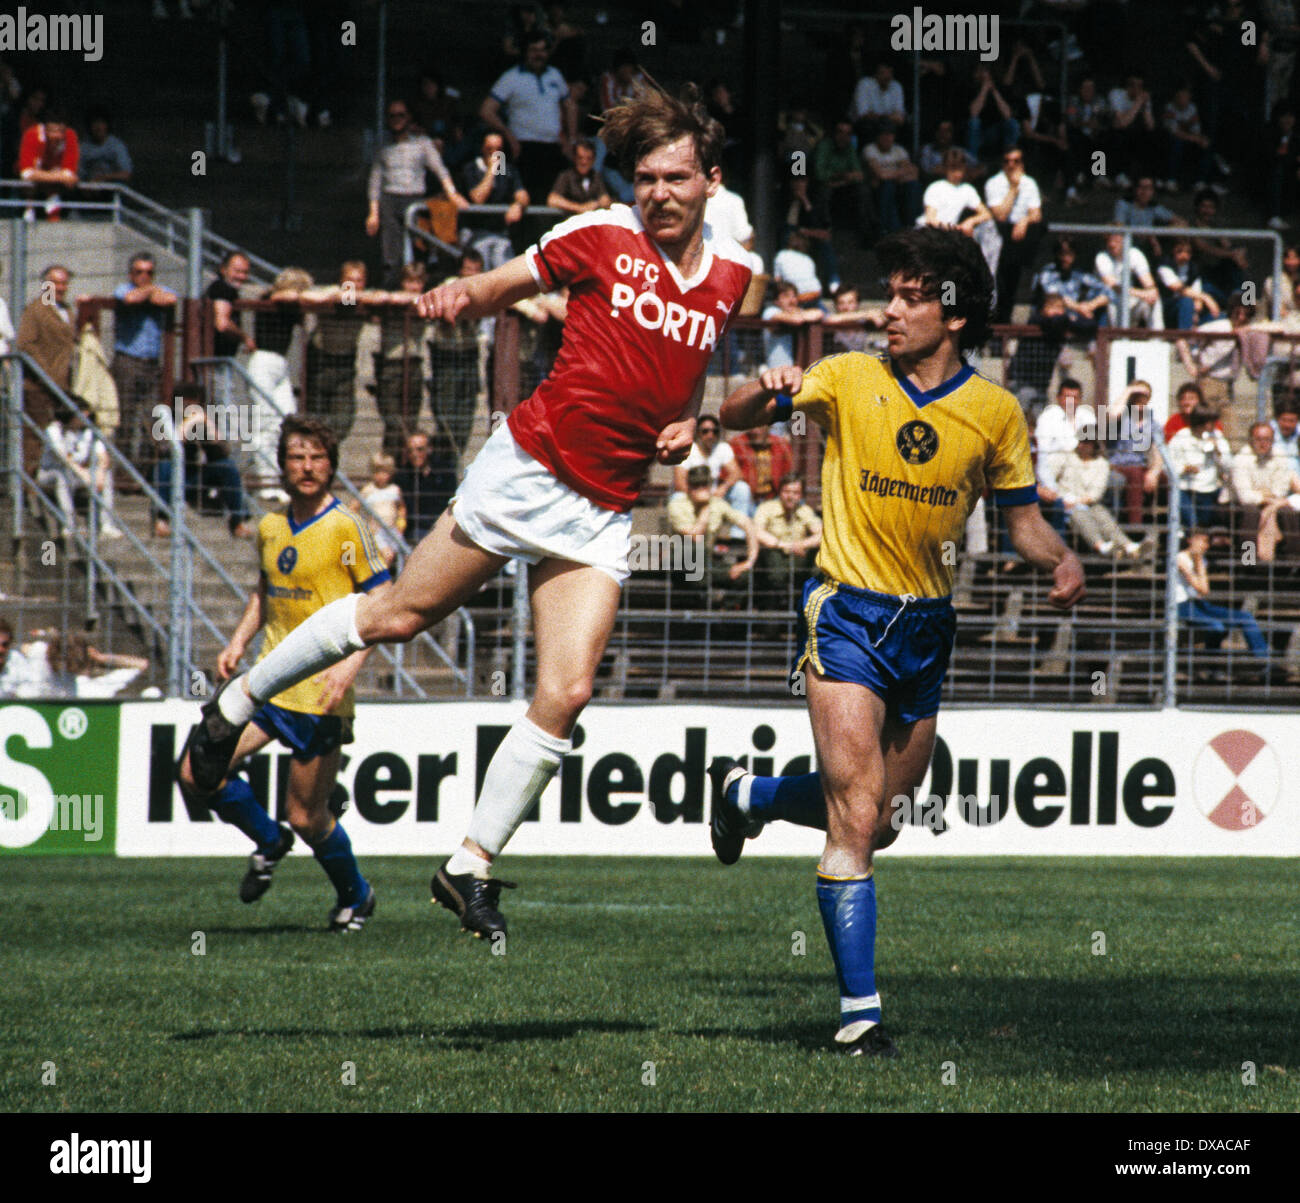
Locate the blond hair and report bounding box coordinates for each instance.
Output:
[272,266,314,292]
[371,452,396,475]
[599,80,724,178]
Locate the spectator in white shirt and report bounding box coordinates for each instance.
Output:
[1059,438,1148,557]
[480,30,577,204]
[705,172,761,273]
[863,127,921,234]
[0,617,40,699]
[1095,230,1164,328]
[850,60,906,142]
[1035,377,1096,482]
[0,262,13,356]
[20,631,149,700]
[1156,237,1221,330]
[772,230,823,304]
[1177,294,1252,405]
[1165,403,1232,528]
[1270,402,1300,474]
[366,97,467,287]
[1231,421,1300,561]
[671,414,753,529]
[36,399,121,541]
[985,147,1043,322]
[922,149,993,233]
[923,148,999,276]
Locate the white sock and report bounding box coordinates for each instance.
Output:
[217,674,257,725]
[466,716,571,856]
[734,770,755,816]
[446,845,492,879]
[246,593,365,704]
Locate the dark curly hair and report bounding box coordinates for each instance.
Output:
[277,414,339,484]
[875,226,995,351]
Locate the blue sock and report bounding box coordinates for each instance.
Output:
[309,822,368,907]
[209,776,281,852]
[746,772,827,830]
[816,872,881,1030]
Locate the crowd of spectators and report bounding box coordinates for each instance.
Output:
[14,3,1300,634]
[1021,374,1300,566]
[0,59,134,219]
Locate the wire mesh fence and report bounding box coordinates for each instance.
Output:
[9,294,1300,707]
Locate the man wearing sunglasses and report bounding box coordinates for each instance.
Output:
[672,414,750,516]
[113,254,176,473]
[985,148,1043,324]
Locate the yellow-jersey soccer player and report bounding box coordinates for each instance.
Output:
[711,226,1086,1058]
[179,413,391,932]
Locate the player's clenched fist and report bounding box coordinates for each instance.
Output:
[760,364,803,398]
[655,418,696,464]
[1047,553,1087,610]
[417,279,472,323]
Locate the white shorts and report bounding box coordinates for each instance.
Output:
[451,421,632,584]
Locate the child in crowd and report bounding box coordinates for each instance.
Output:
[354,451,405,566]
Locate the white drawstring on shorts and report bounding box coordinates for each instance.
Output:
[872,593,917,648]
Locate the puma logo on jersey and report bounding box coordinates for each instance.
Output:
[609,282,719,351]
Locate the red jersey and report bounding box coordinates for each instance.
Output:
[1164,413,1224,438]
[729,432,794,502]
[514,205,752,511]
[18,124,79,177]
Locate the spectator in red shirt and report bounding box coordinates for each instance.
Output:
[1163,382,1225,439]
[729,424,794,513]
[18,105,78,218]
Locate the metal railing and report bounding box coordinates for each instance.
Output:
[189,355,476,697]
[0,181,280,286]
[403,201,564,264]
[4,350,474,699]
[1044,221,1284,325]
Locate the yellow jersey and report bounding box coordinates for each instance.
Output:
[792,352,1036,598]
[256,498,391,716]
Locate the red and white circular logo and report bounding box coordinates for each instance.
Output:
[1192,730,1279,830]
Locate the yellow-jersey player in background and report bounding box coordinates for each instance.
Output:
[180,414,391,932]
[711,226,1086,1058]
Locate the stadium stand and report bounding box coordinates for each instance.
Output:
[2,1,1299,708]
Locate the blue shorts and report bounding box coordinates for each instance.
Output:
[793,577,956,724]
[251,702,354,762]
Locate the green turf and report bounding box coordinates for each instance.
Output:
[2,856,1297,1112]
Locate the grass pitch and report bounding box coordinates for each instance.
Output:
[3,856,1296,1112]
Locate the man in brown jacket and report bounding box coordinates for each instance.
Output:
[16,264,78,482]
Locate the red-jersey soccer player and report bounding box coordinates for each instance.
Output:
[180,85,751,939]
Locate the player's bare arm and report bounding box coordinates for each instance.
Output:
[728,514,765,579]
[416,255,540,323]
[656,376,707,464]
[721,364,804,430]
[1003,502,1087,609]
[317,646,377,714]
[217,579,267,680]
